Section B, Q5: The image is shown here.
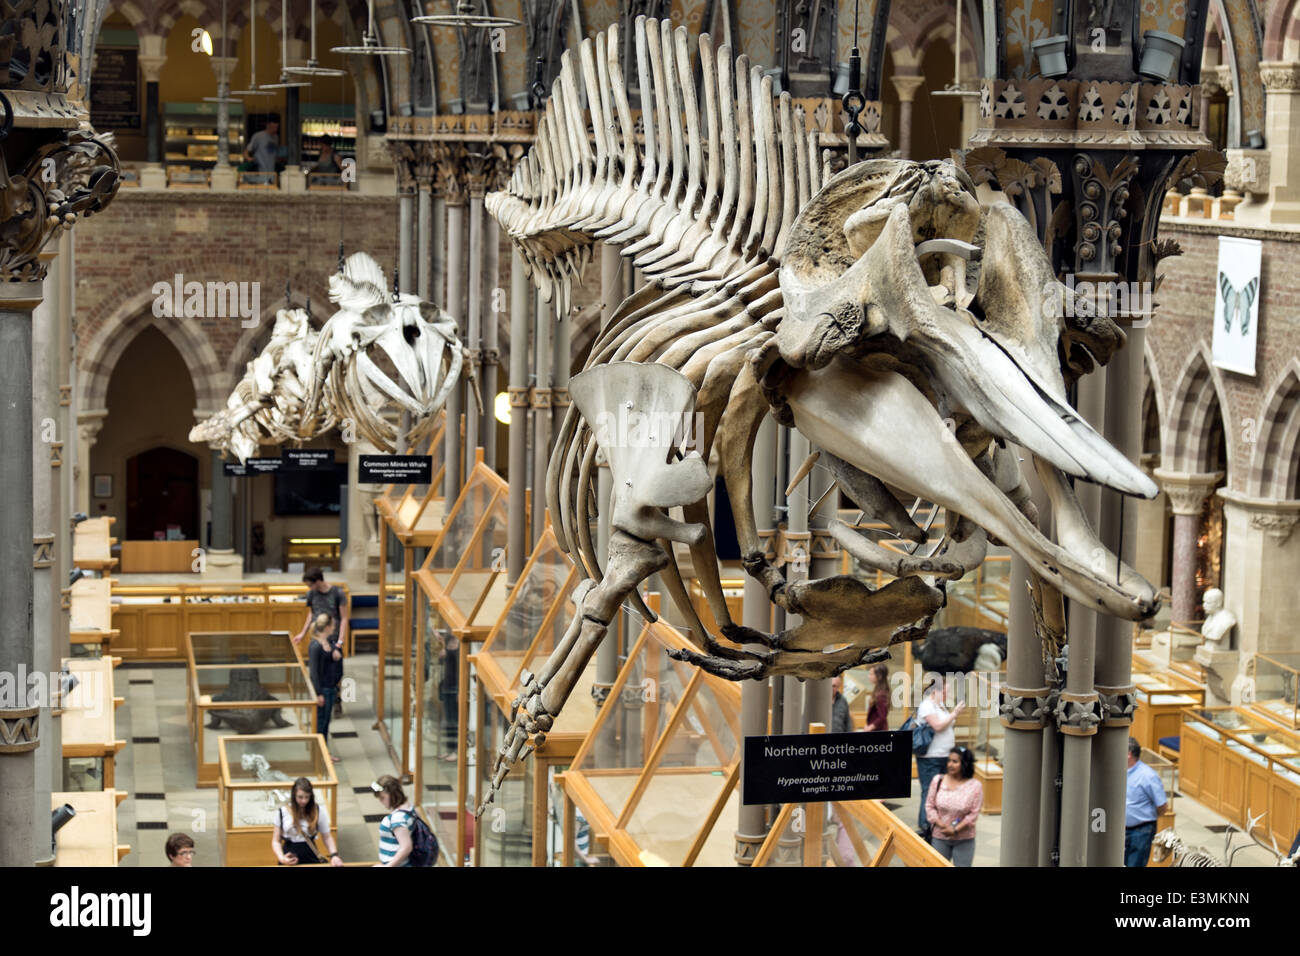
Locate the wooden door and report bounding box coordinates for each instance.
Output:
[126,447,199,541]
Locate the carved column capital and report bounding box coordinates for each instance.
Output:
[1154,468,1223,515]
[1259,61,1300,94]
[890,74,926,104]
[435,144,469,206]
[77,408,109,445]
[1070,152,1138,276]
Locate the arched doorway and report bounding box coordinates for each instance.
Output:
[126,447,200,540]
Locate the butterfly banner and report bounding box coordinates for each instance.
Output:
[1212,235,1262,376]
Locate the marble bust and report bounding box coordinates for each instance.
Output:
[1200,588,1236,651]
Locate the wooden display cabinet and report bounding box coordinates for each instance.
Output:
[217,734,338,866]
[61,655,125,791]
[186,631,317,787]
[1179,707,1300,850]
[1245,652,1300,731]
[68,576,118,658]
[52,790,129,866]
[73,516,117,571]
[553,619,744,867]
[1131,669,1204,752]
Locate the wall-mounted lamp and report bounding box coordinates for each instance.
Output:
[1031,35,1071,78]
[1138,30,1186,82]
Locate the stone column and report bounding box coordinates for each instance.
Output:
[0,279,41,867]
[202,443,243,579]
[209,56,239,191]
[736,415,776,865]
[483,216,502,471]
[75,411,108,513]
[890,75,925,161]
[1153,469,1222,624]
[1218,490,1300,665]
[1259,62,1300,223]
[531,288,552,543]
[464,161,487,473]
[506,248,532,585]
[137,35,167,189]
[440,153,468,504]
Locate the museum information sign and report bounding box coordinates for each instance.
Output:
[742,731,911,805]
[90,47,140,129]
[223,457,283,476]
[359,454,433,483]
[282,449,334,469]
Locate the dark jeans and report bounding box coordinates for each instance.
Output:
[317,686,338,742]
[1125,821,1157,867]
[916,756,947,835]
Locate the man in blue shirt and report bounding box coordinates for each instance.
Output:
[1125,736,1169,866]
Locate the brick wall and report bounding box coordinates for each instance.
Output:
[1146,221,1300,495]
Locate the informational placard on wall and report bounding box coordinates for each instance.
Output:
[1212,235,1262,377]
[89,47,140,129]
[223,457,283,477]
[282,449,334,469]
[742,731,911,805]
[359,455,433,483]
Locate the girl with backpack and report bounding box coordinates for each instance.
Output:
[371,775,438,866]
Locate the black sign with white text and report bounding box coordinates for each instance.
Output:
[282,449,334,469]
[742,731,911,805]
[359,454,433,483]
[222,457,283,477]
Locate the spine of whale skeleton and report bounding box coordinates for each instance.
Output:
[481,16,1161,805]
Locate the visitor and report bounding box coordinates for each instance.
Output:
[925,747,983,866]
[1124,736,1169,867]
[296,567,347,717]
[313,141,343,174]
[244,117,281,172]
[865,663,890,731]
[372,775,415,867]
[165,832,194,867]
[308,613,344,762]
[831,675,851,734]
[273,777,343,866]
[916,676,964,841]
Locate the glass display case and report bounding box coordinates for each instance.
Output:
[186,631,317,786]
[69,575,118,659]
[60,655,125,791]
[52,790,128,866]
[471,528,585,866]
[1246,652,1300,731]
[73,515,117,571]
[1179,706,1300,848]
[752,789,949,867]
[217,734,338,866]
[1131,669,1204,752]
[555,618,743,867]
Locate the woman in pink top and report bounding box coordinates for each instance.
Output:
[925,747,983,866]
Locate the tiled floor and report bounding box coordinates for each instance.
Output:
[116,653,398,867]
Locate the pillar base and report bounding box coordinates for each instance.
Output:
[138,164,167,190]
[201,548,243,580]
[210,165,236,192]
[1193,646,1240,706]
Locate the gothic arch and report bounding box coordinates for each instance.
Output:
[1165,344,1232,477]
[80,289,226,414]
[1249,358,1300,499]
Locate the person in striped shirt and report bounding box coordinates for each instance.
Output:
[372,775,414,867]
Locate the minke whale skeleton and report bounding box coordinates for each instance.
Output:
[481,16,1161,808]
[191,252,475,462]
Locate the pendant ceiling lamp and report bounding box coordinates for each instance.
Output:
[332,0,410,55]
[230,0,274,95]
[203,0,242,102]
[286,0,346,76]
[261,0,312,87]
[412,0,520,29]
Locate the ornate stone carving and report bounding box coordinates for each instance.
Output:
[435,144,468,206]
[1225,149,1270,195]
[1154,469,1222,516]
[1095,684,1136,727]
[1249,511,1300,542]
[1055,690,1102,736]
[1259,61,1300,93]
[0,705,40,753]
[34,533,53,568]
[999,685,1052,729]
[1071,153,1137,273]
